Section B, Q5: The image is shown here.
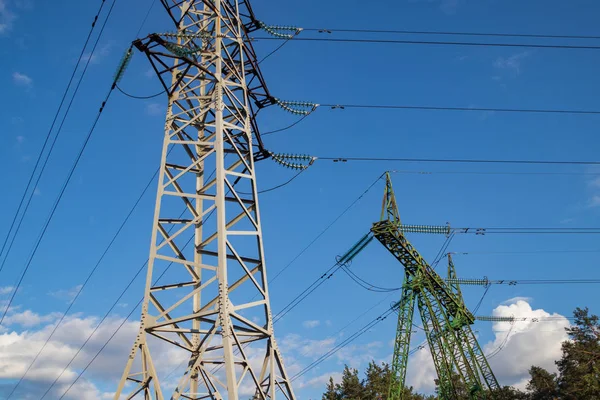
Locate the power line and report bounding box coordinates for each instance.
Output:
[319,103,600,115]
[252,35,600,51]
[489,278,600,285]
[116,83,165,99]
[261,113,312,136]
[453,250,600,255]
[258,28,302,64]
[273,261,343,323]
[40,205,194,399]
[0,0,112,277]
[1,89,116,326]
[5,167,158,398]
[302,27,600,41]
[473,285,491,314]
[390,169,600,177]
[269,173,383,284]
[455,227,600,235]
[0,54,120,325]
[292,305,397,381]
[340,264,400,292]
[44,167,216,398]
[321,156,600,166]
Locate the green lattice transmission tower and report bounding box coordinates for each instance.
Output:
[371,173,500,399]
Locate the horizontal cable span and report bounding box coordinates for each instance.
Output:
[320,156,600,166]
[251,36,600,51]
[476,315,575,322]
[301,27,600,41]
[319,103,600,115]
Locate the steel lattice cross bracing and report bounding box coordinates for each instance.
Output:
[373,173,500,400]
[113,1,296,399]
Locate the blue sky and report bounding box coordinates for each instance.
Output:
[1,0,600,398]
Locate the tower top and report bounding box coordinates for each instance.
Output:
[380,172,402,225]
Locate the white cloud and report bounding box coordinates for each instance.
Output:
[13,71,33,87]
[146,103,163,116]
[406,345,437,393]
[81,43,112,65]
[3,309,61,328]
[47,285,83,303]
[405,299,569,393]
[588,195,600,208]
[0,286,13,295]
[0,0,16,34]
[302,320,320,329]
[485,299,569,386]
[502,296,533,305]
[297,371,343,389]
[494,52,530,75]
[0,311,141,398]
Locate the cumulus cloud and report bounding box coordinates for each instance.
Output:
[485,299,569,386]
[12,71,33,87]
[0,286,13,295]
[302,320,320,329]
[405,299,569,393]
[0,311,139,398]
[406,344,437,393]
[47,285,83,303]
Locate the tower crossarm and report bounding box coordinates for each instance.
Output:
[371,220,475,324]
[139,0,275,160]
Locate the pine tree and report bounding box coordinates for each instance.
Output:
[337,365,364,399]
[556,307,600,399]
[363,361,391,399]
[323,376,341,400]
[526,366,558,399]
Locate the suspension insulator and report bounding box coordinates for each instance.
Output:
[257,21,303,39]
[114,47,133,84]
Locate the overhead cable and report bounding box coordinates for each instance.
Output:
[320,103,600,115]
[268,173,383,284]
[0,0,115,277]
[390,169,600,177]
[302,27,600,41]
[292,305,398,381]
[252,35,600,51]
[320,156,600,166]
[0,43,126,325]
[5,167,159,398]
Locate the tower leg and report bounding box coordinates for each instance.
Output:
[389,272,416,400]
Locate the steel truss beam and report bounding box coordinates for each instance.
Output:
[373,173,500,400]
[114,1,295,399]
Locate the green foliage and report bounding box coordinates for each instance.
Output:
[319,307,599,400]
[555,307,600,399]
[320,361,435,400]
[526,366,558,399]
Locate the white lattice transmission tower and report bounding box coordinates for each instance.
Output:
[114,1,296,398]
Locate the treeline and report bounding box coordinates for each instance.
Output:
[321,307,600,400]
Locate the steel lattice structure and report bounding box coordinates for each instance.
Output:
[114,1,296,399]
[372,173,499,400]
